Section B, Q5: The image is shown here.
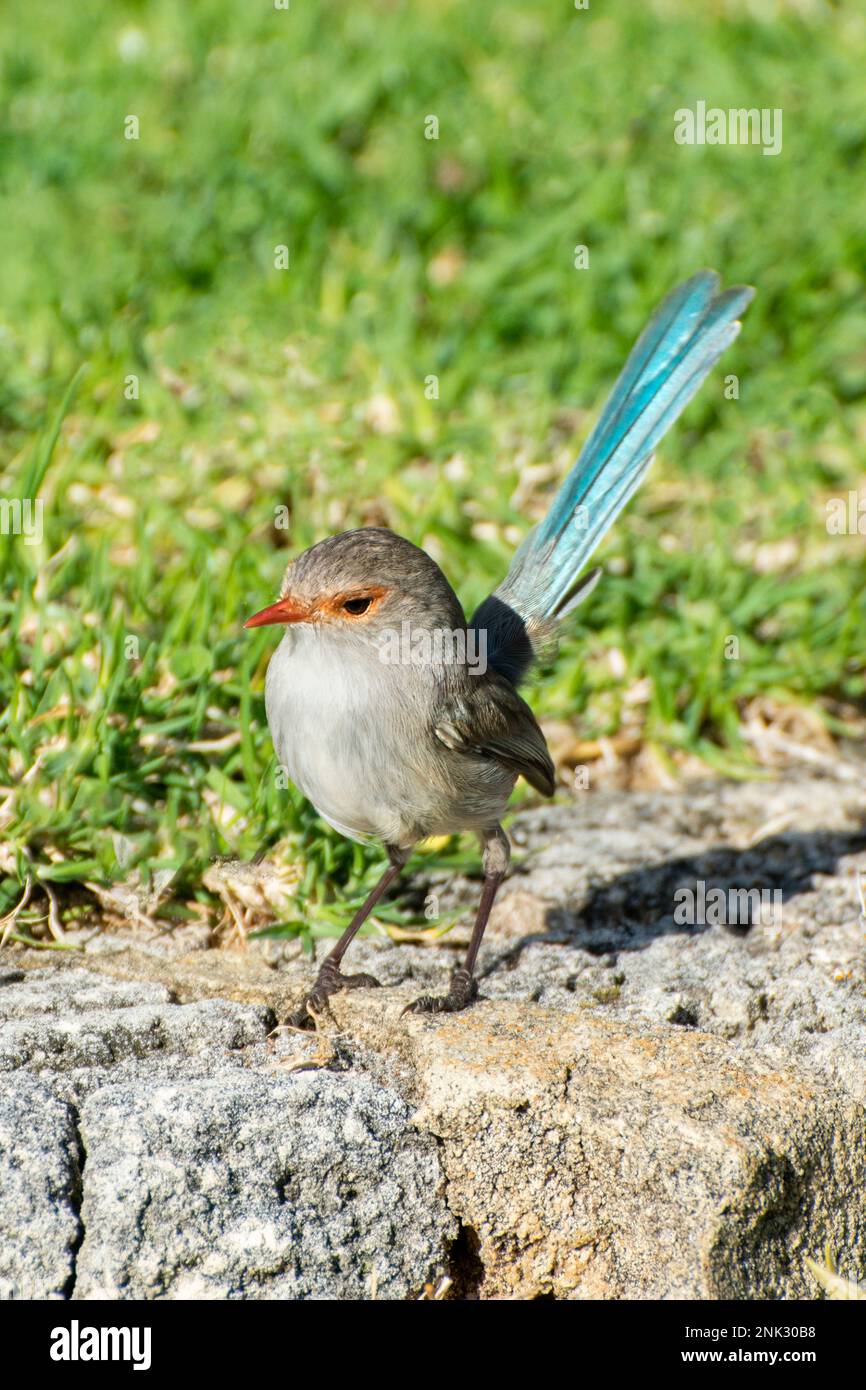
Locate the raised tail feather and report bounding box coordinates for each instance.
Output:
[473,270,754,685]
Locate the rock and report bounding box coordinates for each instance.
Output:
[0,971,453,1301]
[0,986,271,1075]
[74,1072,453,1300]
[1,769,865,1299]
[0,968,171,1018]
[357,998,866,1299]
[0,1074,81,1299]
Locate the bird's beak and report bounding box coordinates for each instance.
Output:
[243,595,310,628]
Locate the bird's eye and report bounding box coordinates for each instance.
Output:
[342,596,372,615]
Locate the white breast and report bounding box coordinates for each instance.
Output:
[265,626,404,843]
[264,625,516,847]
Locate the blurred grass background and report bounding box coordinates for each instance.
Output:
[1,0,864,943]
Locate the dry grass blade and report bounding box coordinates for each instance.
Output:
[805,1252,866,1301]
[0,874,34,948]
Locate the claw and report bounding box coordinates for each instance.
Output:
[283,962,382,1029]
[401,968,478,1018]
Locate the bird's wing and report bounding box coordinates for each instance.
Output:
[432,673,555,797]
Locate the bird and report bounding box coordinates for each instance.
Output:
[245,270,754,1026]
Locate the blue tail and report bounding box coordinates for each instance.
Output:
[473,270,754,684]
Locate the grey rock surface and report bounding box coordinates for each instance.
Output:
[0,968,451,1300]
[0,969,171,1018]
[0,996,270,1075]
[74,1073,453,1300]
[1,769,864,1299]
[0,1073,81,1299]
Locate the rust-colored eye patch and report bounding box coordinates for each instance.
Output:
[320,586,389,619]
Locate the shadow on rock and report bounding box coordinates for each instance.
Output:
[482,827,866,976]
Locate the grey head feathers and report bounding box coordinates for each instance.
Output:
[280,527,466,632]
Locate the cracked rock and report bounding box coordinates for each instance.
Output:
[74,1072,453,1300]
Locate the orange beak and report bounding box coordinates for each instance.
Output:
[243,595,310,628]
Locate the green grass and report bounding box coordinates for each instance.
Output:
[1,0,865,938]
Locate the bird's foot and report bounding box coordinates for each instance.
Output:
[284,957,381,1030]
[401,967,479,1017]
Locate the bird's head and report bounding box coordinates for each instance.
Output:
[244,527,466,644]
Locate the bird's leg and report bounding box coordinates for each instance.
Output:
[403,825,510,1017]
[285,844,409,1029]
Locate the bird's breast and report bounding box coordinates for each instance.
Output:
[265,629,384,841]
[264,627,515,846]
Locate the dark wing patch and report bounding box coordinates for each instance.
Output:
[433,674,555,797]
